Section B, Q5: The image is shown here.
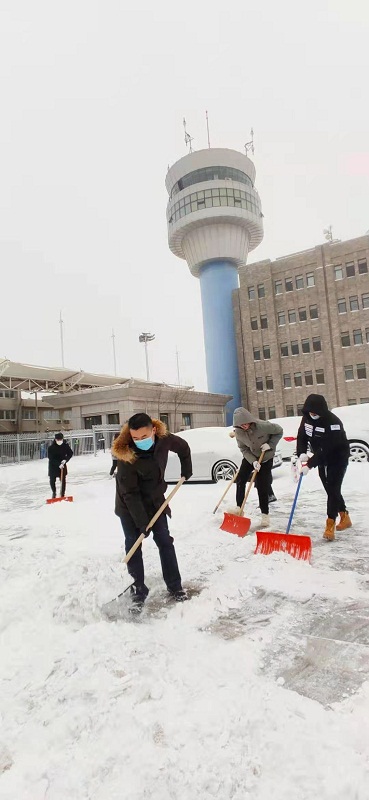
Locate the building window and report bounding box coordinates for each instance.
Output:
[22,409,36,420]
[348,399,357,406]
[346,262,355,278]
[0,390,16,398]
[260,316,268,329]
[353,329,363,345]
[366,328,369,344]
[248,286,255,300]
[43,409,60,420]
[253,348,261,361]
[84,415,102,428]
[160,414,169,427]
[358,259,368,274]
[341,331,350,347]
[362,293,369,309]
[302,338,310,353]
[316,369,325,384]
[258,407,266,420]
[305,370,314,386]
[350,295,359,311]
[266,376,274,390]
[344,365,354,381]
[275,280,282,295]
[298,307,307,321]
[285,278,293,292]
[357,363,367,380]
[283,374,291,388]
[256,377,263,391]
[258,283,265,298]
[281,342,289,357]
[334,265,343,280]
[182,413,192,427]
[251,317,258,330]
[312,337,322,352]
[338,298,347,314]
[0,410,16,420]
[263,345,271,359]
[297,403,304,415]
[294,372,302,387]
[288,310,297,324]
[360,397,369,403]
[295,275,304,290]
[291,340,299,355]
[309,305,319,319]
[306,272,315,287]
[107,413,120,425]
[278,312,286,326]
[268,407,276,419]
[286,405,295,417]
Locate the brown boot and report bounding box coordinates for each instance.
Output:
[323,518,335,541]
[336,511,352,531]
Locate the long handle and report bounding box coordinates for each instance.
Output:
[240,451,265,516]
[212,468,239,514]
[124,477,185,565]
[286,474,303,533]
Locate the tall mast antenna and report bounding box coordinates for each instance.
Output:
[59,310,65,367]
[206,110,211,148]
[183,117,194,153]
[111,328,117,376]
[244,128,254,156]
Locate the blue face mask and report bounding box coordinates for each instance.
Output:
[134,436,154,451]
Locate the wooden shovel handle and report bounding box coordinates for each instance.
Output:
[239,451,265,516]
[123,477,185,565]
[212,468,239,514]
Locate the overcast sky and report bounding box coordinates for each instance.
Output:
[1,0,368,391]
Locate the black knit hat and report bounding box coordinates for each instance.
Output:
[55,432,64,441]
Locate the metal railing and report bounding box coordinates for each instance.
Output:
[0,425,121,465]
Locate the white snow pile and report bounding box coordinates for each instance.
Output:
[1,454,369,799]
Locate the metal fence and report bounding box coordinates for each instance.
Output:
[0,425,121,466]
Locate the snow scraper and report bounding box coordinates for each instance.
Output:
[220,453,264,537]
[255,474,312,561]
[46,467,74,504]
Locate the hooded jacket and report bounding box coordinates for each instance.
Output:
[48,440,73,477]
[112,419,192,528]
[296,394,349,467]
[233,408,283,465]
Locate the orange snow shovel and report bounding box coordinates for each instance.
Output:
[255,474,312,561]
[220,452,264,537]
[46,467,74,504]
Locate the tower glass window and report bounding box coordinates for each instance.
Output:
[171,165,254,196]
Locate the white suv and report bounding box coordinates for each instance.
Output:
[332,404,369,462]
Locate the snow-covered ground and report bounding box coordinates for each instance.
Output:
[1,455,369,799]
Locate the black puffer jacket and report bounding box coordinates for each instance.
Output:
[112,419,192,529]
[296,394,349,468]
[48,440,73,477]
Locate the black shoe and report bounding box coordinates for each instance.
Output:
[130,584,149,607]
[52,492,56,499]
[170,589,188,602]
[268,493,277,503]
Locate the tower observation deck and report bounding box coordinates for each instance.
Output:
[165,147,264,423]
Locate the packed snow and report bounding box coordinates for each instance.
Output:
[1,454,369,799]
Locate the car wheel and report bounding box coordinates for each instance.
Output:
[349,441,369,462]
[212,460,238,482]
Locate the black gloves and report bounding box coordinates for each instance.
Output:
[181,473,192,481]
[140,526,151,538]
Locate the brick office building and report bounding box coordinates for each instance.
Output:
[234,234,369,418]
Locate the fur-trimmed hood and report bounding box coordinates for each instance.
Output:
[111,418,168,463]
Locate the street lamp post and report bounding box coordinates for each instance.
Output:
[139,332,155,381]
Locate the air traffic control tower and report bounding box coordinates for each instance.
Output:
[165,147,264,423]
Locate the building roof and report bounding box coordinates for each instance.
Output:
[0,359,130,393]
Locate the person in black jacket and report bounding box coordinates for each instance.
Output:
[48,432,73,498]
[109,433,119,476]
[112,412,193,606]
[296,394,351,541]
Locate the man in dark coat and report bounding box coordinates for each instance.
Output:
[48,432,73,498]
[296,394,351,540]
[112,412,192,606]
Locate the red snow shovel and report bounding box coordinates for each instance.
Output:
[220,452,264,537]
[46,467,74,504]
[255,474,312,561]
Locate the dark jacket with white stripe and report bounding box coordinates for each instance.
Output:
[296,394,350,468]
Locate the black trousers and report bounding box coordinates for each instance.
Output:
[236,458,273,514]
[318,462,348,520]
[120,512,182,593]
[50,470,66,496]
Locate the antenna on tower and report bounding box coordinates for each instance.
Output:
[323,225,333,242]
[183,118,194,153]
[244,128,254,157]
[59,310,65,367]
[205,110,211,149]
[111,328,117,376]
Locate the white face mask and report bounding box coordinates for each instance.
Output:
[309,413,320,420]
[56,440,63,445]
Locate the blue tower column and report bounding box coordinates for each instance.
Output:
[199,260,241,425]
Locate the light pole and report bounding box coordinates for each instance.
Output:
[111,328,117,376]
[139,332,155,381]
